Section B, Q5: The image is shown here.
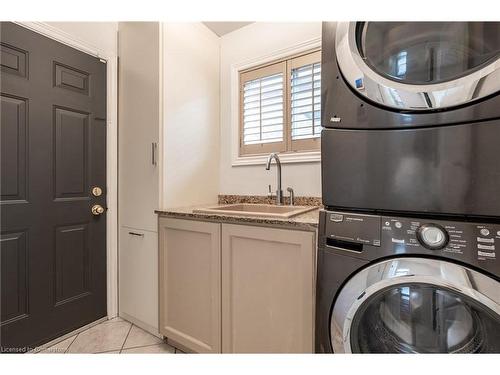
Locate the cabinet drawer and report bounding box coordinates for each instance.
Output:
[119,227,158,333]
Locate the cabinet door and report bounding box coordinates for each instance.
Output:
[119,227,158,333]
[118,22,159,232]
[222,224,315,353]
[158,218,221,353]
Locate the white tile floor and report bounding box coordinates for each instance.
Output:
[38,317,182,354]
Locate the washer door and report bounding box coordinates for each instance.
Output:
[336,22,500,111]
[330,258,500,353]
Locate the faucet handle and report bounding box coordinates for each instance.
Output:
[268,184,273,198]
[286,187,295,206]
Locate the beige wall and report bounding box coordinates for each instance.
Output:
[47,22,322,201]
[161,23,220,207]
[219,22,322,198]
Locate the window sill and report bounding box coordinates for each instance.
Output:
[232,150,320,167]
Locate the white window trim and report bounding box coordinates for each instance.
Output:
[230,37,322,167]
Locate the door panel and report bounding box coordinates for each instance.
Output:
[54,62,90,95]
[0,43,28,77]
[54,223,91,305]
[0,94,27,202]
[53,107,90,200]
[0,231,28,324]
[0,22,107,352]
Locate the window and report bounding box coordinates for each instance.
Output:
[239,50,321,156]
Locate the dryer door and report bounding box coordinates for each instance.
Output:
[330,257,500,353]
[336,22,500,111]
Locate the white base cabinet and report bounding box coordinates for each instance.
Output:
[158,218,221,353]
[158,217,316,353]
[119,227,158,334]
[221,224,315,353]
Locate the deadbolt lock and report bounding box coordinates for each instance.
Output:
[92,186,103,197]
[91,204,105,216]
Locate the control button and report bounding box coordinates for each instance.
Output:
[417,224,448,250]
[395,221,402,229]
[497,230,500,237]
[478,250,496,258]
[478,244,495,251]
[477,237,495,243]
[330,214,343,222]
[480,228,490,236]
[385,221,390,226]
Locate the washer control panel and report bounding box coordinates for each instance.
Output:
[381,216,499,262]
[323,211,499,264]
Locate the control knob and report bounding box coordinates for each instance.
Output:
[416,224,448,250]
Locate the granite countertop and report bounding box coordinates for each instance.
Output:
[155,203,320,231]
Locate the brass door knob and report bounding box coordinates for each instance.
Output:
[91,204,105,216]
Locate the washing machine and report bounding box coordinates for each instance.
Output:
[320,22,500,217]
[315,210,500,353]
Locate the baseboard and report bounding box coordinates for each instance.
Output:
[119,311,161,338]
[164,337,193,353]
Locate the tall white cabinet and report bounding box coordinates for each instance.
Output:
[118,22,220,335]
[118,22,161,334]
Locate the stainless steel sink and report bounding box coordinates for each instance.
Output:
[193,203,317,218]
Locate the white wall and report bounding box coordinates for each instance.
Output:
[45,22,118,56]
[219,22,322,198]
[161,23,220,207]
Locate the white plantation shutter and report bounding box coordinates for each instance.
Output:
[290,61,321,140]
[239,51,320,156]
[243,73,284,145]
[240,61,286,155]
[289,51,322,151]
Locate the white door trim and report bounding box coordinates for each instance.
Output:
[14,21,119,319]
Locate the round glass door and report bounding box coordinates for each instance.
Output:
[330,258,500,353]
[358,22,500,85]
[350,283,500,353]
[335,22,500,110]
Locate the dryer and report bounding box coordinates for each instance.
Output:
[322,22,500,128]
[321,22,500,217]
[316,210,500,353]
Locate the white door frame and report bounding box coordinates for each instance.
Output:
[14,21,119,318]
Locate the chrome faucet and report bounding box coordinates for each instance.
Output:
[265,153,283,205]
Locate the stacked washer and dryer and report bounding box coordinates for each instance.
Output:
[316,22,500,353]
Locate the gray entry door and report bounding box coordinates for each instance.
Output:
[1,22,107,352]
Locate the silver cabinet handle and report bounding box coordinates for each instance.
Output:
[152,142,158,166]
